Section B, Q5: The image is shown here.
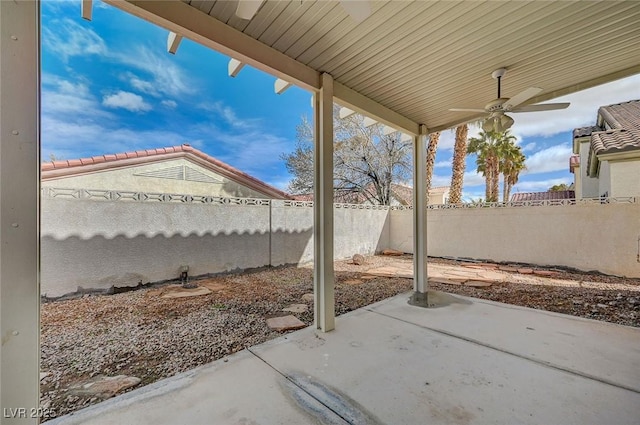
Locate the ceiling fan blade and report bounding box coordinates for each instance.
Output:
[449,108,487,113]
[502,87,543,110]
[236,0,264,20]
[511,102,570,112]
[340,0,372,23]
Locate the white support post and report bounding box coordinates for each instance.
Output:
[228,58,245,77]
[0,0,41,423]
[410,125,429,306]
[313,73,335,332]
[81,0,92,21]
[274,78,292,95]
[167,31,183,55]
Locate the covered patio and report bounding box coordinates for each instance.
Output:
[2,1,640,423]
[46,292,640,424]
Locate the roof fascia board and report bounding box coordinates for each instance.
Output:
[574,136,590,154]
[598,150,640,162]
[103,0,320,91]
[333,82,420,136]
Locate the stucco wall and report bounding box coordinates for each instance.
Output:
[610,160,640,197]
[599,160,611,197]
[580,141,599,198]
[41,198,389,297]
[389,203,640,278]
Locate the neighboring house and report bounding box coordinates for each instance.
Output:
[291,184,450,206]
[571,99,640,199]
[41,144,292,200]
[510,190,575,202]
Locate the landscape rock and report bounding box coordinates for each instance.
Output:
[69,375,141,399]
[518,268,534,274]
[352,254,366,265]
[301,293,315,302]
[464,280,493,288]
[382,249,403,256]
[160,285,211,299]
[533,270,558,277]
[282,304,309,313]
[266,315,307,332]
[343,279,364,285]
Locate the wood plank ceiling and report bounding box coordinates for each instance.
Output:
[183,1,640,132]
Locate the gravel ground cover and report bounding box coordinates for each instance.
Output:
[41,255,640,419]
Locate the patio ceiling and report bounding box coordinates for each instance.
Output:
[105,0,640,133]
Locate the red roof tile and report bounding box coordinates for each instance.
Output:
[569,155,579,173]
[510,190,575,202]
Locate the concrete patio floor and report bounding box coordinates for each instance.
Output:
[46,291,640,425]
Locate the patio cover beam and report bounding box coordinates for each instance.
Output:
[103,0,421,136]
[410,126,429,306]
[313,73,335,332]
[0,0,40,422]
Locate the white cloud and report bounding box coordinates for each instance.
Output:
[41,75,112,120]
[431,171,485,188]
[511,178,572,193]
[434,159,452,168]
[523,144,572,175]
[511,73,640,138]
[199,102,260,129]
[161,100,178,109]
[522,142,537,152]
[115,47,194,98]
[102,91,152,112]
[42,18,106,60]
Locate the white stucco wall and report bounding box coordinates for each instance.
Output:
[389,203,640,278]
[598,160,611,197]
[580,141,600,198]
[42,158,270,199]
[41,198,389,297]
[610,160,640,197]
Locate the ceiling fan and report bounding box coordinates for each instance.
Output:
[236,0,371,23]
[449,68,570,133]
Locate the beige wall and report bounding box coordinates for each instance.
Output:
[598,160,611,197]
[573,165,582,199]
[42,158,270,199]
[610,160,640,197]
[580,141,599,198]
[390,203,640,278]
[41,198,389,297]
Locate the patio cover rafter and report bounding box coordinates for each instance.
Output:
[102,0,421,136]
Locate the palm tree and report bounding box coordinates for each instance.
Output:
[425,131,440,203]
[467,130,517,202]
[499,143,526,202]
[449,124,468,204]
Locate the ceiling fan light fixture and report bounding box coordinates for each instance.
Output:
[500,114,514,130]
[482,118,495,133]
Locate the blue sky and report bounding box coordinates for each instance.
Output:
[41,1,640,200]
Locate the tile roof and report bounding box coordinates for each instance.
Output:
[510,190,575,202]
[573,126,600,139]
[598,99,640,131]
[590,99,640,156]
[41,144,292,199]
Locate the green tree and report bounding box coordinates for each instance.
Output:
[500,143,526,202]
[282,106,413,205]
[549,183,570,191]
[467,130,518,202]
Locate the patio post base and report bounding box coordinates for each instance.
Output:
[408,291,429,308]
